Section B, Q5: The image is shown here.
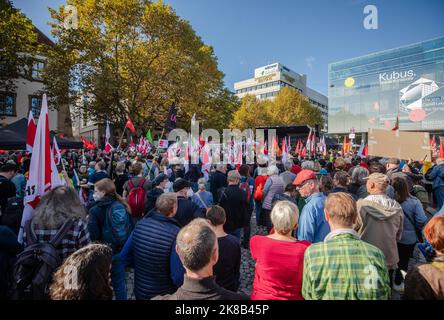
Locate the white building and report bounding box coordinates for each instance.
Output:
[234,63,328,130]
[0,28,71,135]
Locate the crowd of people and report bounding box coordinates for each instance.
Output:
[0,147,443,300]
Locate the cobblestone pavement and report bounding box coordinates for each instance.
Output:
[122,214,402,300]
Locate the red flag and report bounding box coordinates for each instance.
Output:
[301,147,307,158]
[126,117,136,134]
[81,136,89,149]
[363,144,368,157]
[342,136,348,155]
[392,116,399,131]
[104,142,113,153]
[26,110,37,153]
[129,136,135,148]
[88,140,96,150]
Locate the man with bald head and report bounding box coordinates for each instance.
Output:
[153,218,248,300]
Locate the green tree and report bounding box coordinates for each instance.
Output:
[230,87,324,130]
[44,0,238,132]
[0,0,40,92]
[230,94,273,130]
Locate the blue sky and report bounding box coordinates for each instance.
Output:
[11,0,444,95]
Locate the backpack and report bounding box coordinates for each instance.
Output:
[12,218,74,300]
[102,202,132,251]
[412,185,430,210]
[127,178,146,217]
[0,197,24,235]
[239,180,251,203]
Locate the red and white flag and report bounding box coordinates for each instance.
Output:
[19,94,62,242]
[52,136,61,165]
[306,129,312,152]
[104,120,113,153]
[26,110,37,153]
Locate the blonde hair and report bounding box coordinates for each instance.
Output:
[270,200,299,235]
[325,192,357,227]
[156,193,178,216]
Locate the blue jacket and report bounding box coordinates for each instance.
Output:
[120,210,184,300]
[427,164,444,189]
[87,196,117,242]
[297,192,330,243]
[175,196,205,226]
[88,196,131,251]
[399,196,428,245]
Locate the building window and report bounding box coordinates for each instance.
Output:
[0,92,16,116]
[32,61,45,81]
[28,95,43,118]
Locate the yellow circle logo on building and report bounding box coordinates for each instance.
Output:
[344,77,355,88]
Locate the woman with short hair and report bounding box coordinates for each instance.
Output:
[192,178,213,210]
[250,201,310,300]
[50,243,113,300]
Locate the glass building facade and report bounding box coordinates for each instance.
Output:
[328,36,444,134]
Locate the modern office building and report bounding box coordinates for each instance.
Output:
[328,36,444,134]
[234,63,328,130]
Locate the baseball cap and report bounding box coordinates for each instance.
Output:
[292,170,317,186]
[386,157,400,165]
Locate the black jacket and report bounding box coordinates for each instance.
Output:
[216,185,248,233]
[175,196,205,227]
[144,187,164,214]
[152,276,249,300]
[210,171,227,200]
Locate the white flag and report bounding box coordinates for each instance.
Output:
[18,94,60,242]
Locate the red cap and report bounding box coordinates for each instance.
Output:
[293,170,317,186]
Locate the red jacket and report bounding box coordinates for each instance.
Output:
[250,235,311,300]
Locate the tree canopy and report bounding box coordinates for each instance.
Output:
[44,0,239,132]
[0,0,40,93]
[230,87,324,130]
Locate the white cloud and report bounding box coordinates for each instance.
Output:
[305,56,315,69]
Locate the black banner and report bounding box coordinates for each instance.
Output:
[165,105,177,131]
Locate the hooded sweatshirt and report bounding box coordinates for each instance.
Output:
[356,194,404,270]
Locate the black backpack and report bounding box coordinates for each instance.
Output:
[0,197,24,235]
[12,218,74,300]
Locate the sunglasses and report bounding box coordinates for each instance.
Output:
[296,180,312,190]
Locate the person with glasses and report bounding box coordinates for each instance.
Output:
[292,170,329,243]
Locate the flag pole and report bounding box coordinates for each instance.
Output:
[118,127,127,149]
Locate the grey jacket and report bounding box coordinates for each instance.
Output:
[357,195,404,269]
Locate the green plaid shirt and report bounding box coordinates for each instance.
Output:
[302,232,391,300]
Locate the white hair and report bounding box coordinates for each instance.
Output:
[301,160,314,170]
[197,178,207,190]
[267,165,279,176]
[271,201,299,232]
